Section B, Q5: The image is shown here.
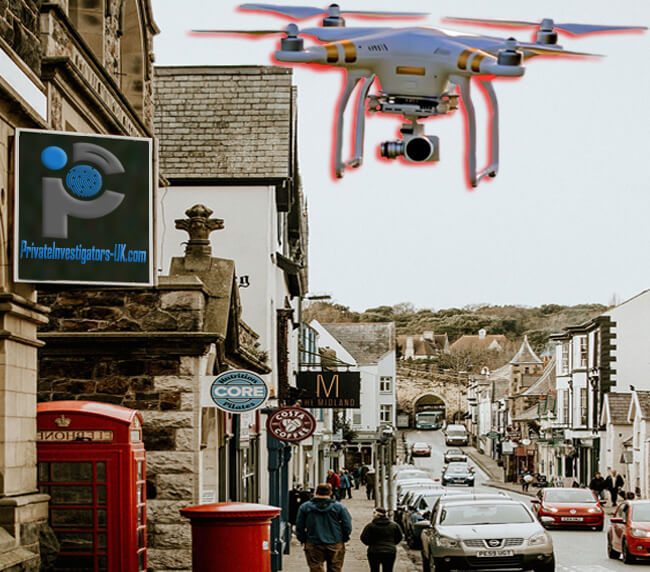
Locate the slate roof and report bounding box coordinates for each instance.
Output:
[397,334,447,357]
[322,323,395,365]
[521,357,556,396]
[604,393,633,425]
[510,335,542,365]
[450,333,507,352]
[154,66,293,179]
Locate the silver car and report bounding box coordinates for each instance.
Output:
[419,498,555,572]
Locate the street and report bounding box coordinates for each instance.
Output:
[401,429,650,572]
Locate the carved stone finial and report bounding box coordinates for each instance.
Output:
[175,204,224,257]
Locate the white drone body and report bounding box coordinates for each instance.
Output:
[194,4,646,187]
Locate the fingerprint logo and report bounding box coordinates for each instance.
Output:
[66,165,103,198]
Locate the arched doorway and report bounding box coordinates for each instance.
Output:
[413,394,446,429]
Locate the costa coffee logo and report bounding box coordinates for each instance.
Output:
[266,407,316,443]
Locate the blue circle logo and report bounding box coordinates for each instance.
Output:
[210,370,268,413]
[41,146,68,170]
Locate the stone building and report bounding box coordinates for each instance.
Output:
[1,0,156,567]
[38,205,269,571]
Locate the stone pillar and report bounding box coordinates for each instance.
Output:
[0,292,50,569]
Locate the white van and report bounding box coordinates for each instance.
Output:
[444,424,469,446]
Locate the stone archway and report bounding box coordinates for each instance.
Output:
[413,393,446,416]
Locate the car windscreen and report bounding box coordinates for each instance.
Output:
[446,465,468,474]
[544,489,596,503]
[440,504,533,525]
[447,430,466,437]
[447,449,462,455]
[421,491,446,507]
[632,504,650,522]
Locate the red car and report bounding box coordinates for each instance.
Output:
[607,500,650,564]
[531,487,604,530]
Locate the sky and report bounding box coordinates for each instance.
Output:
[150,0,650,313]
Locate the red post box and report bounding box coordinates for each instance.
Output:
[180,502,281,572]
[37,401,146,571]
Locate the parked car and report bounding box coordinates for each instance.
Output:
[441,462,475,487]
[443,448,467,464]
[607,499,650,564]
[402,489,463,548]
[419,498,555,572]
[444,424,469,446]
[411,442,432,457]
[530,487,604,531]
[429,491,512,514]
[393,468,430,482]
[394,478,439,504]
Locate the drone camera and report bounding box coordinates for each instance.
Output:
[380,135,439,163]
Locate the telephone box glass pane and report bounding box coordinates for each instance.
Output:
[58,532,94,552]
[51,462,93,482]
[51,508,93,528]
[55,554,94,568]
[96,462,106,482]
[39,462,49,481]
[98,555,108,571]
[138,528,144,548]
[138,505,144,524]
[50,485,93,505]
[139,551,145,570]
[97,532,107,549]
[97,485,106,505]
[137,461,143,481]
[97,509,107,528]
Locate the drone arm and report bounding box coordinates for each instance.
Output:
[334,71,374,177]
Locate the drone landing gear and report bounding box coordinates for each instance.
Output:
[456,77,500,187]
[334,71,375,178]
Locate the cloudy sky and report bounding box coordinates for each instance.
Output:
[151,0,650,312]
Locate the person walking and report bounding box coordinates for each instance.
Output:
[295,483,352,572]
[605,469,625,506]
[521,471,533,492]
[352,464,361,490]
[360,507,403,572]
[365,467,376,500]
[327,469,341,500]
[589,472,606,502]
[339,469,351,500]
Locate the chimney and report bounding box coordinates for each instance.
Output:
[478,328,487,339]
[405,336,414,359]
[175,204,224,268]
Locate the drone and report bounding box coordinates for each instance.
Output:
[193,4,646,187]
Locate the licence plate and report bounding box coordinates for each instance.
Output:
[561,516,583,522]
[477,550,514,558]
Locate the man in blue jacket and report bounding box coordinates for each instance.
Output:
[295,483,352,571]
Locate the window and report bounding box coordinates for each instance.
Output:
[563,389,570,425]
[379,376,392,392]
[379,404,392,423]
[352,409,361,425]
[561,343,570,374]
[580,387,587,425]
[300,323,318,365]
[579,337,588,368]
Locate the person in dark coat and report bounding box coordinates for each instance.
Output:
[589,472,606,501]
[365,468,376,500]
[604,469,625,505]
[360,507,403,572]
[295,483,352,572]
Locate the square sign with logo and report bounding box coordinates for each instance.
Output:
[14,129,153,286]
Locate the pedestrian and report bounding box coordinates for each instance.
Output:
[360,507,403,572]
[295,483,352,572]
[521,471,533,492]
[365,468,376,500]
[353,464,362,490]
[588,472,606,502]
[327,469,341,500]
[339,469,351,500]
[360,464,369,486]
[605,469,625,505]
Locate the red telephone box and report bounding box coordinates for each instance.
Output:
[37,401,146,571]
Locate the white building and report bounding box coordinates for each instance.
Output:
[627,391,650,499]
[600,392,633,484]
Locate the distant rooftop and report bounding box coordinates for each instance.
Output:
[322,322,395,365]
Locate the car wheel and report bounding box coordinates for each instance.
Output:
[607,534,621,559]
[421,553,431,572]
[432,558,450,572]
[534,555,555,572]
[623,539,636,564]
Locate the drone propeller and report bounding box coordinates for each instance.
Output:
[495,38,602,57]
[191,22,304,37]
[446,17,647,36]
[240,3,428,20]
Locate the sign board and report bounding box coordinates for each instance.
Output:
[296,371,360,408]
[200,370,269,413]
[266,407,316,443]
[37,430,113,442]
[487,431,499,439]
[501,441,515,455]
[15,129,153,285]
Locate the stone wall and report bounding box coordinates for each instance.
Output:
[38,284,211,571]
[0,0,40,74]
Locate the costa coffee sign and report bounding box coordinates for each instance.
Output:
[266,407,316,443]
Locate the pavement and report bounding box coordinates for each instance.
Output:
[282,487,419,571]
